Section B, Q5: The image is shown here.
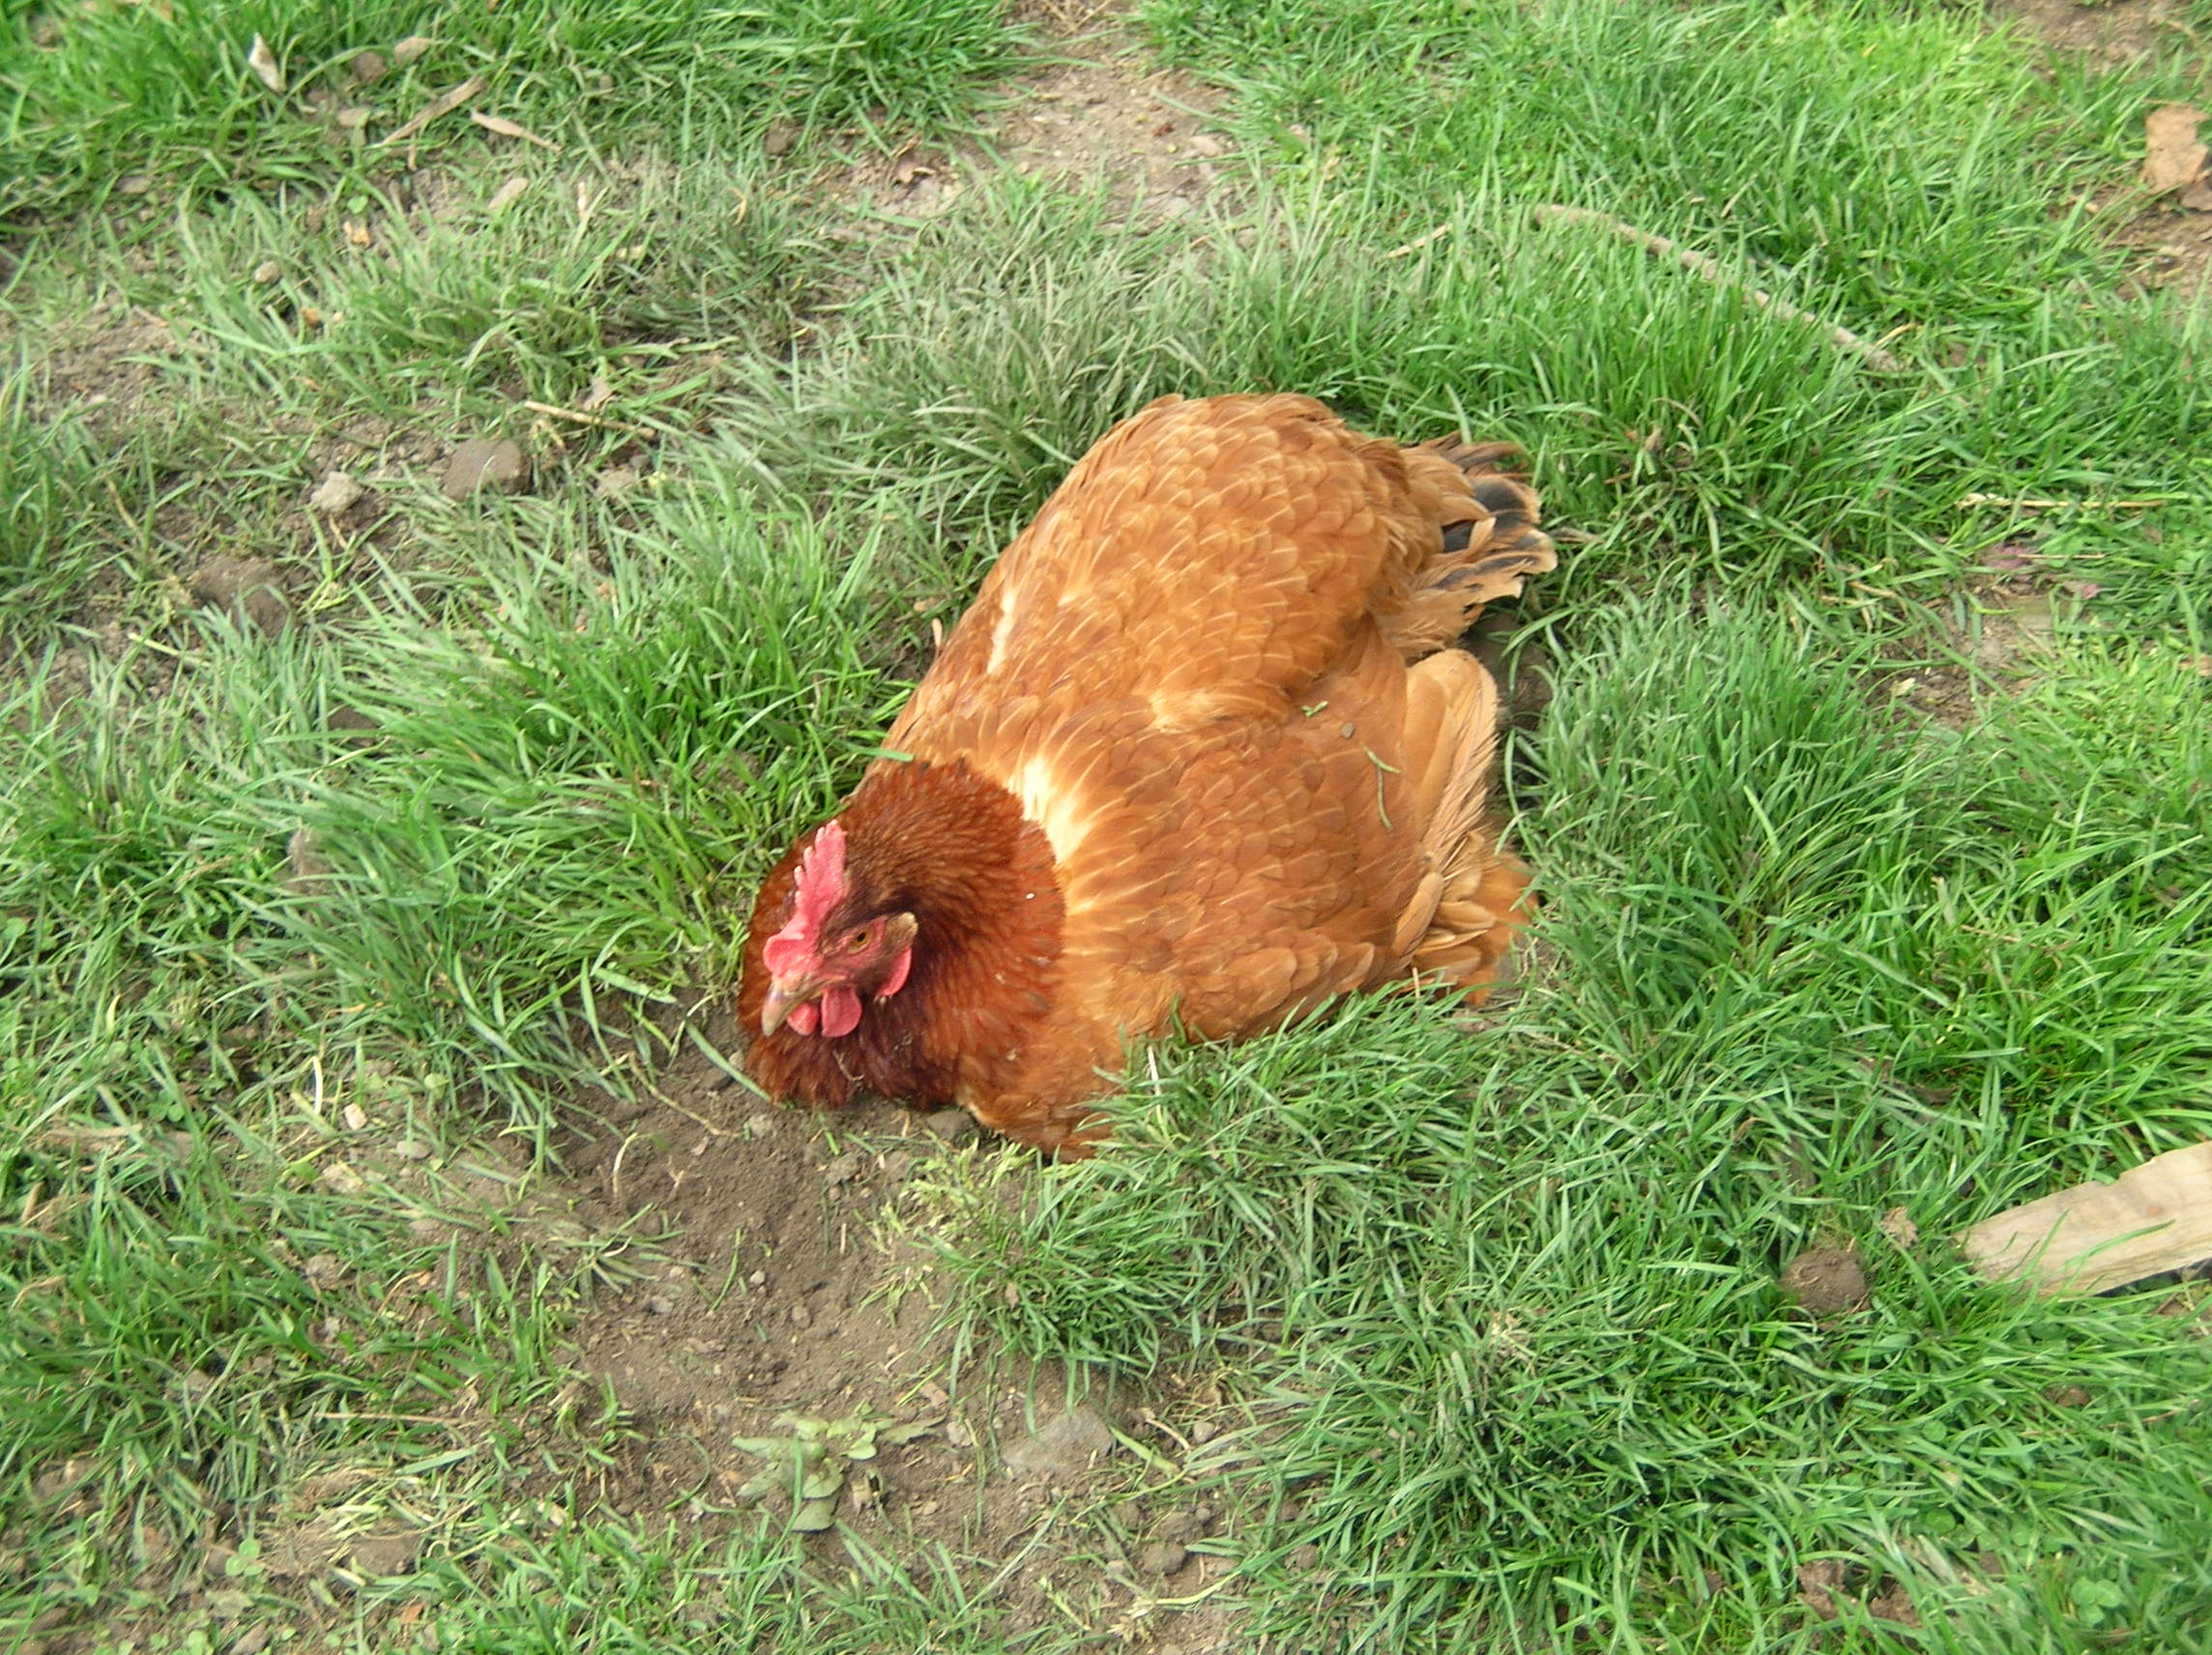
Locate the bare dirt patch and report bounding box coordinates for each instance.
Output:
[834,15,1236,225]
[527,1002,1248,1649]
[1990,0,2193,70]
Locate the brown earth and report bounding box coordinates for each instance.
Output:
[523,1001,1248,1650]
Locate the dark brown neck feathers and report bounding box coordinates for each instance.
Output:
[741,759,1064,1110]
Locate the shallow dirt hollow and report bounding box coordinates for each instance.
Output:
[536,998,1248,1651]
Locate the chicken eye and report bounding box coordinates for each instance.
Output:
[847,927,872,950]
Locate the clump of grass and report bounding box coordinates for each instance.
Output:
[288,488,906,1134]
[1,0,1022,221]
[0,364,106,633]
[160,152,822,412]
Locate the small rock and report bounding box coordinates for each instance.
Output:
[2044,1383,2092,1408]
[117,174,152,195]
[645,1295,675,1316]
[301,1253,344,1290]
[1288,1542,1321,1571]
[328,706,379,740]
[945,1415,975,1449]
[747,1269,767,1288]
[346,1531,421,1578]
[788,1303,813,1330]
[1779,1246,1869,1320]
[309,471,364,514]
[204,1588,251,1619]
[232,1626,273,1655]
[1187,131,1229,158]
[821,1151,862,1188]
[1188,1419,1218,1445]
[285,826,332,892]
[251,260,281,284]
[1877,1206,1919,1250]
[1136,1540,1187,1578]
[441,437,528,500]
[350,50,388,84]
[762,120,800,158]
[189,555,290,637]
[392,35,433,66]
[922,1108,976,1146]
[1004,1407,1113,1480]
[595,464,640,499]
[1153,1508,1206,1544]
[393,1138,431,1162]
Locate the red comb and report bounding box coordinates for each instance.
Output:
[763,820,847,974]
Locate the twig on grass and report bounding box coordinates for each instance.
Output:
[522,398,654,439]
[1532,204,1907,373]
[1955,492,2174,511]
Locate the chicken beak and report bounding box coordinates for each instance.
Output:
[760,973,828,1036]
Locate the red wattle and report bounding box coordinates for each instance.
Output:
[820,984,862,1038]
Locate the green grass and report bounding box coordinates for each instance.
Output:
[1,0,1022,221]
[937,607,2212,1650]
[3,0,2211,1646]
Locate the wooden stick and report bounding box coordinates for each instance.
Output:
[1962,1142,2212,1295]
[1383,223,1452,259]
[1955,493,2174,511]
[1532,205,1906,373]
[521,399,653,438]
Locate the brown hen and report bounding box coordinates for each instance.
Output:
[737,393,1556,1152]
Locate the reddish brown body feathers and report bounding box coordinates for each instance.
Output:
[739,393,1557,1152]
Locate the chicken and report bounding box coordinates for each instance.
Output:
[737,393,1556,1152]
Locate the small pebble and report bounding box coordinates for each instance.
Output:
[309,472,364,514]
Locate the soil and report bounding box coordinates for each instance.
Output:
[832,26,1234,224]
[517,1000,1246,1649]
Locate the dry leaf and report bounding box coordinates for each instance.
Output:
[486,176,531,213]
[384,74,485,146]
[393,35,434,66]
[2143,105,2212,211]
[470,110,560,150]
[343,219,372,248]
[247,34,285,95]
[579,374,614,412]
